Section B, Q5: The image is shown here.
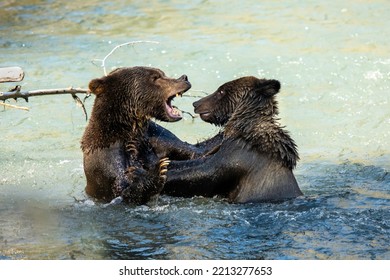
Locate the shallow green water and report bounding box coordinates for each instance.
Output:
[1,0,389,259]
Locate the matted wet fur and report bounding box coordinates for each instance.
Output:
[163,76,303,203]
[81,66,191,205]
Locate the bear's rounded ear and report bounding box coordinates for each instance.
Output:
[257,79,281,97]
[88,78,105,95]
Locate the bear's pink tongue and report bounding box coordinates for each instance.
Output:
[166,99,182,119]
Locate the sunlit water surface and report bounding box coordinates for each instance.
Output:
[1,0,389,259]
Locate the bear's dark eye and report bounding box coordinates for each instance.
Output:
[217,90,225,98]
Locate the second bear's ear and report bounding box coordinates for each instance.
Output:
[256,79,281,97]
[88,78,105,95]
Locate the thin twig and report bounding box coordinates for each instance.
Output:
[182,89,210,98]
[91,40,160,76]
[72,93,90,121]
[182,94,209,98]
[181,110,198,119]
[190,89,210,95]
[1,102,29,111]
[172,106,197,119]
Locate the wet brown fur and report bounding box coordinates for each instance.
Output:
[81,66,191,204]
[164,77,302,203]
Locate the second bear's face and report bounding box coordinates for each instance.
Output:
[89,66,191,122]
[193,76,280,126]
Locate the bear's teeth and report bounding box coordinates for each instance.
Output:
[172,107,181,116]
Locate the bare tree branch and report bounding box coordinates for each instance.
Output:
[0,86,90,102]
[91,40,160,75]
[0,86,91,119]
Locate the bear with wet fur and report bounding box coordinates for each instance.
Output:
[81,66,191,205]
[163,76,303,203]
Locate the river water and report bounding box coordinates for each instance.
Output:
[0,0,389,259]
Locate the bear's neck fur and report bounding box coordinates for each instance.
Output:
[224,94,299,169]
[81,94,149,153]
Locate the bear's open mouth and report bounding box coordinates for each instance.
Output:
[165,92,184,120]
[193,107,211,120]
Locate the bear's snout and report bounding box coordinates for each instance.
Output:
[192,99,201,111]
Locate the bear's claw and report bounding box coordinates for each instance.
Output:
[159,157,170,178]
[126,140,138,156]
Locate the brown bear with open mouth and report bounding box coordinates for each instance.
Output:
[162,76,303,203]
[80,66,191,205]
